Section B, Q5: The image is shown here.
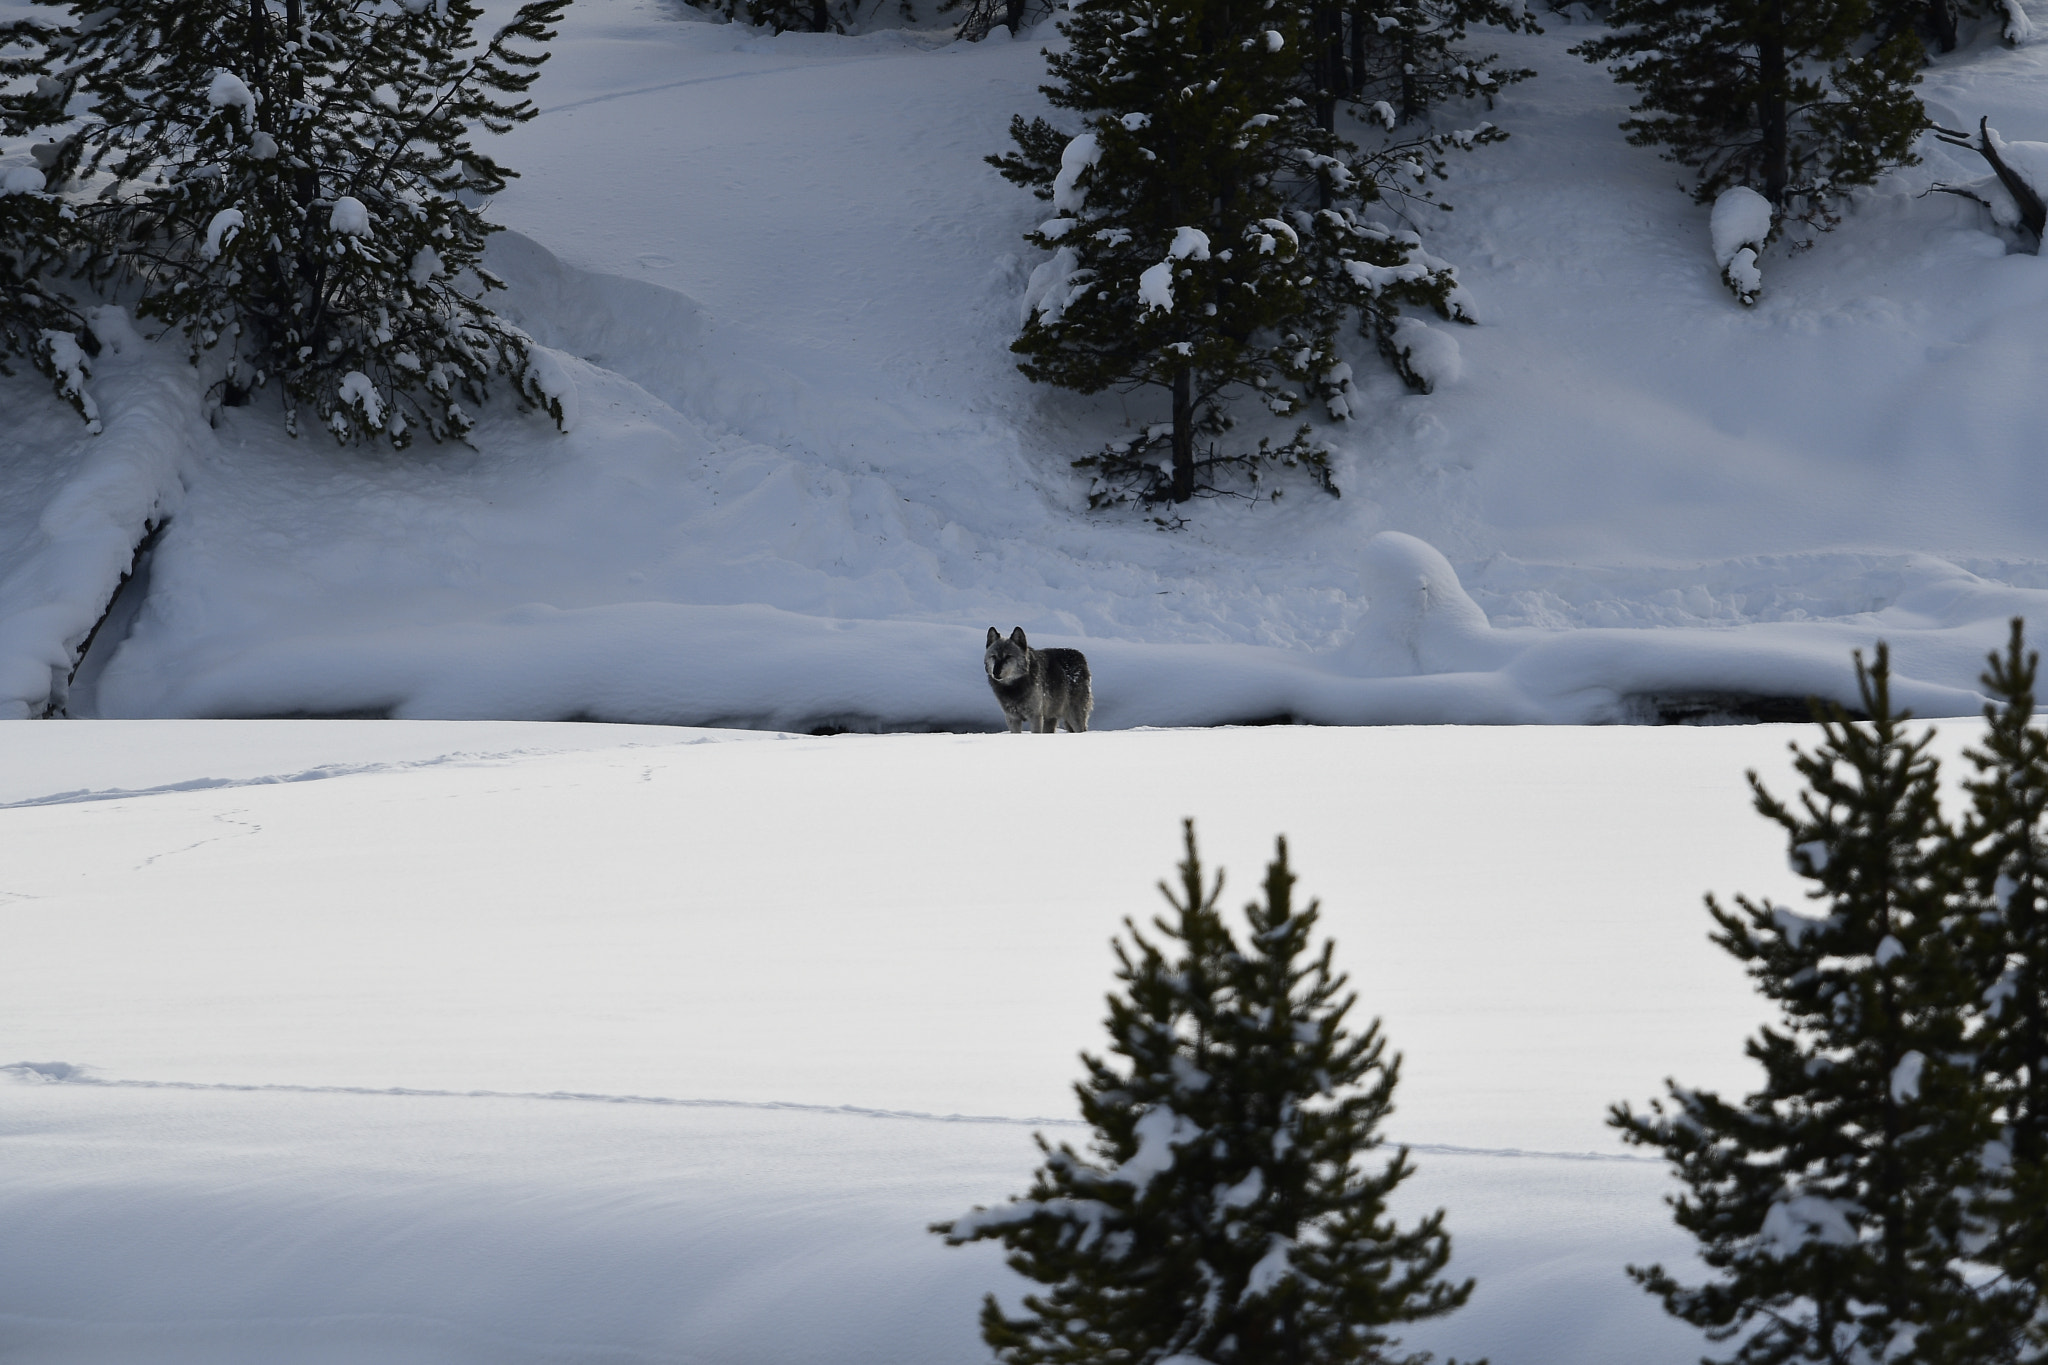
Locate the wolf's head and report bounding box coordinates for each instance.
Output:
[984,626,1030,685]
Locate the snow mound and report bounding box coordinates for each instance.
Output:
[1391,316,1463,390]
[0,313,200,718]
[1710,187,1772,305]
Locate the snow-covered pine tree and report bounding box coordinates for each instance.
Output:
[0,14,93,423]
[992,0,1344,505]
[23,0,568,446]
[935,821,1477,1365]
[1301,0,1534,132]
[1958,619,2048,1363]
[1572,0,1926,225]
[995,0,1481,505]
[1612,645,1999,1365]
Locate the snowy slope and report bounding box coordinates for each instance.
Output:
[5,0,2048,722]
[4,717,1921,1363]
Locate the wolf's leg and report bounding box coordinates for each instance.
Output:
[1005,711,1024,734]
[1034,711,1053,733]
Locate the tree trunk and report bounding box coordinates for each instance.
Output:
[1925,0,1958,52]
[1003,0,1027,32]
[1971,117,2047,241]
[1347,1,1365,102]
[1170,368,1194,503]
[1758,7,1789,206]
[1399,32,1419,123]
[1313,0,1340,209]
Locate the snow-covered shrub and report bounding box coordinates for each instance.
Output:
[937,821,1478,1365]
[1614,645,2023,1365]
[14,0,571,447]
[1709,185,1772,305]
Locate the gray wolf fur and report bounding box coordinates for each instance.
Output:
[984,626,1092,733]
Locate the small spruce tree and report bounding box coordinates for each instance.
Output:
[1613,645,1997,1365]
[17,0,569,446]
[936,820,1478,1365]
[1572,0,1926,226]
[1959,619,2048,1363]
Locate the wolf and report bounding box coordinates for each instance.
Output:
[984,626,1093,734]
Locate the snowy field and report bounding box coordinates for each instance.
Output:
[6,0,2048,1358]
[2,716,2002,1363]
[5,0,2048,722]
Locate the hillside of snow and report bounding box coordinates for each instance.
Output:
[5,0,2048,723]
[2,716,1910,1363]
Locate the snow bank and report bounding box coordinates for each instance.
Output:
[0,310,200,719]
[89,524,2019,728]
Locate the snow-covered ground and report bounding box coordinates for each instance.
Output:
[6,3,2047,1359]
[5,716,1947,1363]
[5,0,2048,722]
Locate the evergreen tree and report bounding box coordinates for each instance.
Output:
[992,0,1470,506]
[17,0,568,446]
[1572,0,1926,223]
[1959,620,2048,1363]
[703,0,846,33]
[1301,0,1534,133]
[1612,645,1998,1365]
[936,821,1477,1365]
[0,15,92,423]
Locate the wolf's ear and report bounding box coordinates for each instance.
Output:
[1010,627,1028,647]
[986,626,1001,645]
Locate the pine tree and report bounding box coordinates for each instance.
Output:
[18,0,569,446]
[1282,0,1528,420]
[0,15,93,423]
[1572,0,1927,224]
[1958,620,2048,1363]
[993,0,1471,506]
[1613,645,1998,1365]
[704,0,862,34]
[936,821,1478,1365]
[1301,0,1533,132]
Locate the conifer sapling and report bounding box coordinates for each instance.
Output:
[936,820,1479,1365]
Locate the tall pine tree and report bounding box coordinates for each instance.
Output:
[1572,0,1926,223]
[936,821,1477,1365]
[993,0,1471,506]
[16,0,568,446]
[1959,620,2048,1364]
[1613,646,1997,1365]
